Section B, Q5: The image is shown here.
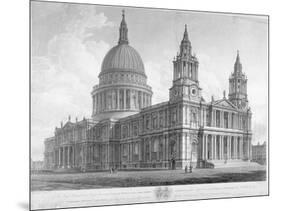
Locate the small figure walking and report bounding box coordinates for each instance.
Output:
[185,165,188,173]
[189,163,193,173]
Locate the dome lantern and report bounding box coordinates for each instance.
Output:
[118,10,129,45]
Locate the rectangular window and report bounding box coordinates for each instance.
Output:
[224,112,229,128]
[134,143,138,154]
[216,110,220,127]
[146,115,150,130]
[133,124,138,136]
[159,111,163,127]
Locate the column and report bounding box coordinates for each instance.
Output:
[202,135,205,160]
[67,146,70,168]
[210,135,214,160]
[129,142,131,162]
[228,113,231,129]
[107,143,109,166]
[96,93,99,113]
[234,136,237,159]
[226,136,229,160]
[240,138,243,159]
[149,138,152,162]
[142,92,145,108]
[95,95,98,113]
[61,147,64,168]
[182,133,186,161]
[130,89,133,109]
[213,135,216,160]
[165,135,169,162]
[122,89,125,110]
[116,89,119,110]
[178,134,182,160]
[139,91,142,109]
[238,114,241,129]
[220,136,223,160]
[235,114,238,129]
[249,137,252,160]
[58,148,61,167]
[183,105,186,125]
[139,140,142,162]
[213,110,216,127]
[63,147,66,168]
[72,146,75,167]
[228,136,231,160]
[91,145,93,164]
[220,111,223,128]
[205,135,208,160]
[100,92,105,111]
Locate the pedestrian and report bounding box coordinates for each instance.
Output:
[189,163,193,173]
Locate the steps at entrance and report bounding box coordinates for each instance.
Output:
[209,160,261,168]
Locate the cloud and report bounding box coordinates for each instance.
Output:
[145,50,174,104]
[31,4,112,160]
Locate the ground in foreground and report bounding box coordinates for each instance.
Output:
[31,165,266,191]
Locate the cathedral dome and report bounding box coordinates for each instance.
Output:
[100,43,145,76]
[91,10,152,121]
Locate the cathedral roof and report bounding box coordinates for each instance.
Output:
[100,10,146,77]
[101,44,145,76]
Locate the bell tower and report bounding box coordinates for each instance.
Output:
[169,25,201,102]
[228,51,248,109]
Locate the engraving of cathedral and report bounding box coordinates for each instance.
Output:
[44,11,252,171]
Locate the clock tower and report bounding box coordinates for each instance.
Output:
[169,25,201,102]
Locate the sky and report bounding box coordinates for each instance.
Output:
[31,1,268,160]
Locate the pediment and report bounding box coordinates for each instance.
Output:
[213,98,237,109]
[63,121,75,129]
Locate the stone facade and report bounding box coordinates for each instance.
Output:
[44,12,252,171]
[252,142,266,165]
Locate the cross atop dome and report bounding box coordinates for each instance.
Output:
[118,10,129,45]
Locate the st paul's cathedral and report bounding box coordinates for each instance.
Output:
[44,11,253,171]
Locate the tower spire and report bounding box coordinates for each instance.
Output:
[236,50,240,63]
[182,24,189,41]
[179,24,191,56]
[234,50,242,73]
[118,10,129,45]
